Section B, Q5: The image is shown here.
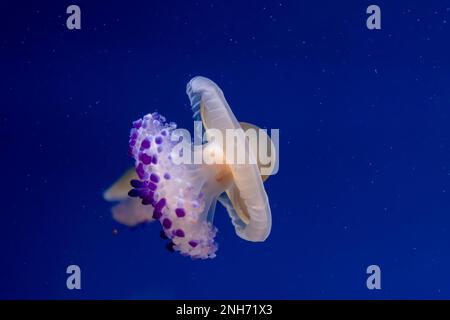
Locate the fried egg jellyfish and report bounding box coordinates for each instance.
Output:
[104,76,277,259]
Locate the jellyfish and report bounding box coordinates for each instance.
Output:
[104,76,277,259]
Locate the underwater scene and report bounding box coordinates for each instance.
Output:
[1,0,450,299]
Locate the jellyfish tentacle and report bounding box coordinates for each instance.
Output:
[128,112,231,259]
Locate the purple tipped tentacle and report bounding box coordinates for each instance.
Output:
[127,113,219,259]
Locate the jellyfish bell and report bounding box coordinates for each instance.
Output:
[104,76,277,259]
[238,122,277,182]
[187,76,274,242]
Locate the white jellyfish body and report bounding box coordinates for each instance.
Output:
[104,77,275,259]
[187,76,272,242]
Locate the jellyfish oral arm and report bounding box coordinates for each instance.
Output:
[126,113,240,259]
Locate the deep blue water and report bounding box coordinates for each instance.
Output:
[1,0,450,299]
